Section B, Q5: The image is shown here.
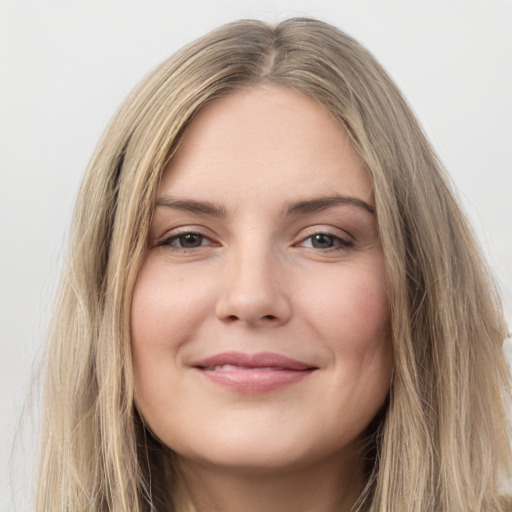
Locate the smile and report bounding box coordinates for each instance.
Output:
[191,351,317,392]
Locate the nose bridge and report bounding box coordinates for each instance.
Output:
[215,234,291,326]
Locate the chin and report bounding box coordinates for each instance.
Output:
[168,417,358,476]
[178,444,318,475]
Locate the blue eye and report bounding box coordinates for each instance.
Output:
[300,233,353,250]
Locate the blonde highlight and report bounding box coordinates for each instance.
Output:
[37,18,511,512]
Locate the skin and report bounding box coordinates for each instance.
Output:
[131,84,393,512]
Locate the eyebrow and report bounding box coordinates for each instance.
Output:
[284,195,375,215]
[155,196,228,216]
[155,194,375,217]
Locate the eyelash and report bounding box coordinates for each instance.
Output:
[296,232,354,251]
[157,230,354,252]
[157,231,216,251]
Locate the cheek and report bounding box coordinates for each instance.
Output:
[130,260,207,419]
[300,263,392,403]
[300,263,390,348]
[131,259,212,348]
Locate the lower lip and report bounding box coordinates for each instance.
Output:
[197,368,315,392]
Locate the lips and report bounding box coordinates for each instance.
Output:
[191,351,317,392]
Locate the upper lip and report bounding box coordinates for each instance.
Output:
[191,351,316,370]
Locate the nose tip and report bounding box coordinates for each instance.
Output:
[214,262,291,327]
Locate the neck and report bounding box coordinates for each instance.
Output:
[172,451,365,512]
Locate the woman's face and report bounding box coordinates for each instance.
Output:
[131,85,392,474]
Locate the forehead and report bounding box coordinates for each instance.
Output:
[160,84,373,206]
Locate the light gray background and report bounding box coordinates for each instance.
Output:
[1,1,511,510]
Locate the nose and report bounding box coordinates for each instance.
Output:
[214,248,292,327]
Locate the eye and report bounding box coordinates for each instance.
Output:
[299,233,353,250]
[158,232,216,250]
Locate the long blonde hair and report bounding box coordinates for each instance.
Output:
[37,18,511,512]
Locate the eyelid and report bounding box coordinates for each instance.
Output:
[292,225,356,251]
[155,225,220,249]
[298,234,353,249]
[295,225,355,242]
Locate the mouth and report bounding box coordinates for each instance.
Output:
[191,351,318,392]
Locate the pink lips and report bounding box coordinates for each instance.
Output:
[191,351,317,392]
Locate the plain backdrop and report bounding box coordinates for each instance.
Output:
[1,1,511,509]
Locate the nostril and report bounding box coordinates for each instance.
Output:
[225,314,277,322]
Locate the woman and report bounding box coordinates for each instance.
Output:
[36,18,511,512]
